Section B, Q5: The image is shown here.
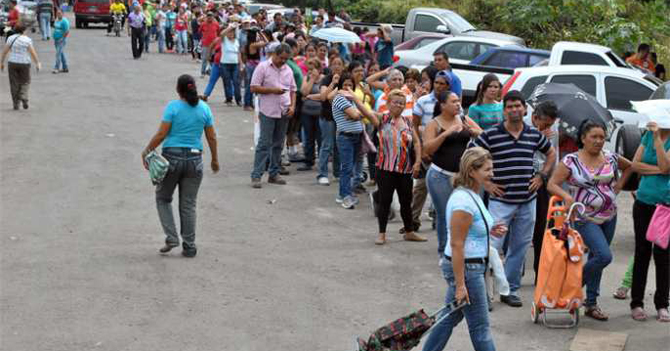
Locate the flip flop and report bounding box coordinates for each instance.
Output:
[613,286,629,300]
[657,308,670,323]
[631,307,647,321]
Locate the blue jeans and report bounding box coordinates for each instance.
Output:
[144,28,151,52]
[317,118,335,179]
[423,261,496,351]
[244,63,257,108]
[203,63,223,97]
[336,133,361,198]
[176,30,188,54]
[200,47,210,75]
[39,13,51,40]
[426,167,455,257]
[54,38,67,70]
[156,148,203,250]
[301,113,320,166]
[157,26,165,53]
[221,63,240,104]
[574,217,617,307]
[488,199,537,295]
[251,113,289,179]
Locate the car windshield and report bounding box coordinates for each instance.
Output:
[442,11,475,32]
[606,52,628,68]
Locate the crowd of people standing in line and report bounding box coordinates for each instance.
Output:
[128,1,669,340]
[139,13,668,351]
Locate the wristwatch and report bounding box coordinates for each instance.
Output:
[539,172,548,184]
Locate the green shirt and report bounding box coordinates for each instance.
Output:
[637,131,670,205]
[286,59,303,93]
[143,10,153,26]
[468,102,503,130]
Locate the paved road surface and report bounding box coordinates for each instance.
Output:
[1,16,668,351]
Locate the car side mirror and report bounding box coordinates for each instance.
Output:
[436,25,450,34]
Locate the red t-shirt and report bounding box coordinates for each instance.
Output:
[174,14,188,31]
[200,21,220,46]
[8,8,19,27]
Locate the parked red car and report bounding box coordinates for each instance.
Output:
[74,0,111,28]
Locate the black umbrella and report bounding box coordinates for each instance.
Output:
[527,83,616,140]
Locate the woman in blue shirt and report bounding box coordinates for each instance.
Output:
[142,75,219,258]
[630,122,670,322]
[422,147,506,351]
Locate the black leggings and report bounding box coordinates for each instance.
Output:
[376,168,413,233]
[631,200,670,310]
[533,183,550,283]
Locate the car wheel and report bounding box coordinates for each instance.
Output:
[75,18,81,28]
[616,124,642,191]
[83,21,88,29]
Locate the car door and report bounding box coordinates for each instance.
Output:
[436,40,496,65]
[603,74,655,127]
[411,12,447,40]
[484,51,529,69]
[549,73,598,98]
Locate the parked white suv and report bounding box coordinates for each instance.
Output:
[502,65,662,165]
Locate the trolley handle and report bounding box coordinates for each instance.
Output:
[566,202,586,225]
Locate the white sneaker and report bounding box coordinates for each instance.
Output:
[317,177,330,185]
[335,195,344,204]
[342,196,356,209]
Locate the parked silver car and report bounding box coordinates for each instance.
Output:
[394,36,521,68]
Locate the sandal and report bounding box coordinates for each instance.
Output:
[657,308,670,323]
[584,305,609,321]
[613,286,629,300]
[631,307,647,321]
[375,233,386,245]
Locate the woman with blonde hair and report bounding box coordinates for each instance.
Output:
[423,91,482,257]
[422,147,506,351]
[368,89,425,244]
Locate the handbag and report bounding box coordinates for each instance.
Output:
[360,130,377,154]
[646,204,670,249]
[144,150,170,185]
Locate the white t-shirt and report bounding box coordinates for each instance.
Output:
[7,34,33,65]
[221,36,240,64]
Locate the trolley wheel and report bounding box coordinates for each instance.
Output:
[531,302,541,324]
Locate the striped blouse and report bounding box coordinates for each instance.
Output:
[376,114,415,174]
[563,151,619,224]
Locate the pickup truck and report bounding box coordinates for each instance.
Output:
[352,7,523,46]
[537,41,630,68]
